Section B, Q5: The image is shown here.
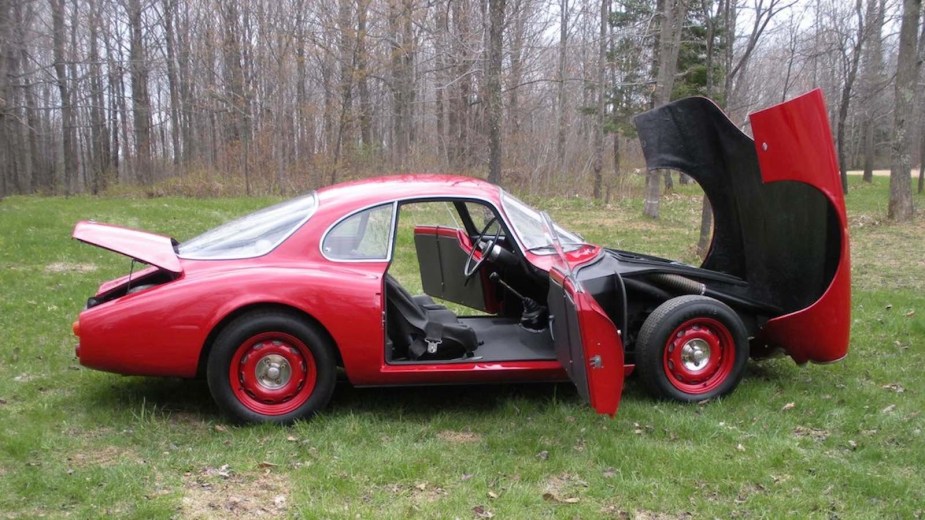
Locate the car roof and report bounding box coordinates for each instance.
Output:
[315,174,502,209]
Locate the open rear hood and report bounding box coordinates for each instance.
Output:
[73,221,183,274]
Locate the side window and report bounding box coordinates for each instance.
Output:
[323,204,394,260]
[399,201,463,229]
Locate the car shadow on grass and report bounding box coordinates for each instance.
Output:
[80,366,779,425]
[84,376,219,423]
[83,375,590,424]
[327,381,583,418]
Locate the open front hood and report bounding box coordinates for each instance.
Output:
[633,89,850,364]
[73,221,183,274]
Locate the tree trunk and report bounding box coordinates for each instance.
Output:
[887,0,920,221]
[333,0,355,180]
[388,0,414,168]
[87,0,110,193]
[644,0,687,218]
[128,0,153,185]
[176,1,195,163]
[592,0,607,199]
[163,0,182,167]
[919,129,925,194]
[356,0,372,149]
[434,4,449,166]
[835,0,865,194]
[697,0,721,257]
[50,0,77,194]
[556,0,569,179]
[486,0,505,184]
[860,0,885,183]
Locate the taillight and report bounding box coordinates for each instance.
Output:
[72,320,80,337]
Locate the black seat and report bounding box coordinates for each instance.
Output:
[385,275,478,360]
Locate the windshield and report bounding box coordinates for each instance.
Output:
[500,191,584,254]
[178,193,318,260]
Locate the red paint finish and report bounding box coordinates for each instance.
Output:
[573,286,624,416]
[749,89,851,364]
[73,221,182,273]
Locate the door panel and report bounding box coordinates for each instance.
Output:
[548,267,623,416]
[413,226,490,312]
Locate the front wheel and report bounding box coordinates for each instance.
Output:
[636,296,748,402]
[207,311,336,424]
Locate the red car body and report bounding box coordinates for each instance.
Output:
[72,90,849,423]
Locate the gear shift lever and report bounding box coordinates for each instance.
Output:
[489,272,547,330]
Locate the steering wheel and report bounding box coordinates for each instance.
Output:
[463,217,502,279]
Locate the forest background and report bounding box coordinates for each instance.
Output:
[0,0,921,223]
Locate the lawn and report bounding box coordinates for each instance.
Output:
[0,175,923,518]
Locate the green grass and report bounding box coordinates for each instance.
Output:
[1,175,923,518]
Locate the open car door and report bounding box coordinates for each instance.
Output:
[543,214,623,416]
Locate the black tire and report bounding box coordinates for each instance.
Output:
[636,295,748,402]
[207,311,336,424]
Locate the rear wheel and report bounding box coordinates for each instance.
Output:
[207,312,336,424]
[636,296,748,402]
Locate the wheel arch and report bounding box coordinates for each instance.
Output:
[196,302,342,378]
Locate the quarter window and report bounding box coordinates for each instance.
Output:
[323,204,395,260]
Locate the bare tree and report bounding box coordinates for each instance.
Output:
[859,0,886,183]
[591,0,607,199]
[128,0,153,185]
[831,0,866,194]
[50,0,77,194]
[888,0,919,221]
[557,0,569,176]
[643,0,687,218]
[486,0,505,183]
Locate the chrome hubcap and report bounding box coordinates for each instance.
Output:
[680,339,711,372]
[254,353,291,389]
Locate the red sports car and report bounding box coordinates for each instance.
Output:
[71,90,850,424]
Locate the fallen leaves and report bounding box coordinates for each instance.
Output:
[203,464,232,479]
[542,492,580,504]
[781,402,796,412]
[882,383,905,393]
[542,473,587,504]
[437,430,483,443]
[181,464,290,518]
[793,426,830,442]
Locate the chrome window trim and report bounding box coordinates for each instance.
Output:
[320,201,398,263]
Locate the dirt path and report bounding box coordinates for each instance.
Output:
[847,169,920,177]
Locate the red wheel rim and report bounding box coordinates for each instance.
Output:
[229,331,317,416]
[662,317,735,395]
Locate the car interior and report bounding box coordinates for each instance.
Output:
[383,199,558,364]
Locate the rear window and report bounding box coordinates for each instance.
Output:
[178,193,318,260]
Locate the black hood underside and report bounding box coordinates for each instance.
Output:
[633,98,840,315]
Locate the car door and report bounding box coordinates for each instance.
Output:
[547,268,623,415]
[542,213,623,416]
